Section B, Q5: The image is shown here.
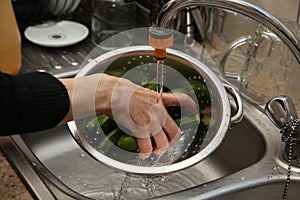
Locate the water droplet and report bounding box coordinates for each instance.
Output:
[240,176,246,181]
[83,182,88,186]
[140,182,147,188]
[265,175,272,180]
[58,176,62,179]
[77,177,81,181]
[94,137,97,141]
[127,61,131,65]
[32,162,36,166]
[81,153,85,157]
[139,56,143,59]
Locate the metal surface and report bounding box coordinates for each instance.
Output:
[2,99,300,199]
[265,96,300,168]
[67,45,243,174]
[265,96,299,129]
[155,0,300,65]
[0,0,299,198]
[265,96,300,198]
[20,35,95,78]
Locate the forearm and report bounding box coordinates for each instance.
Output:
[59,73,118,124]
[0,72,70,135]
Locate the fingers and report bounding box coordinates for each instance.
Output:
[162,92,197,114]
[136,115,181,159]
[130,90,194,159]
[152,129,169,156]
[163,114,181,144]
[137,137,152,159]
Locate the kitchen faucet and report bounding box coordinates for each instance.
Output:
[154,0,300,65]
[153,0,300,167]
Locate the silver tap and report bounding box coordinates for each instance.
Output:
[154,0,300,65]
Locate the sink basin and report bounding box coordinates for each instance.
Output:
[4,99,273,200]
[2,95,300,199]
[155,169,300,200]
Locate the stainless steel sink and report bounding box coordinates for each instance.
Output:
[3,98,298,200]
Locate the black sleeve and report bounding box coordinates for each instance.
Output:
[0,72,70,135]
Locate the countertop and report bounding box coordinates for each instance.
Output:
[0,150,34,200]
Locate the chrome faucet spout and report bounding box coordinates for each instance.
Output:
[155,0,300,65]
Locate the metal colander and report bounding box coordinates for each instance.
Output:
[68,28,243,174]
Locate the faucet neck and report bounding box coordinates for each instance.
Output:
[155,0,300,65]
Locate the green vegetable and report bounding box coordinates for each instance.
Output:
[106,69,127,77]
[84,117,98,130]
[202,115,215,127]
[117,135,138,151]
[141,81,159,91]
[175,114,200,127]
[168,88,189,94]
[98,127,125,153]
[189,79,209,95]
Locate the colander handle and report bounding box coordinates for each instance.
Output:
[224,83,243,124]
[219,35,253,84]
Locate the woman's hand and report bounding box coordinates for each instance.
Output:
[60,73,197,159]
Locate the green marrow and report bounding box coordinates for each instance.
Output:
[98,127,125,153]
[117,135,138,151]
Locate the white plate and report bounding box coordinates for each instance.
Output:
[24,20,89,47]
